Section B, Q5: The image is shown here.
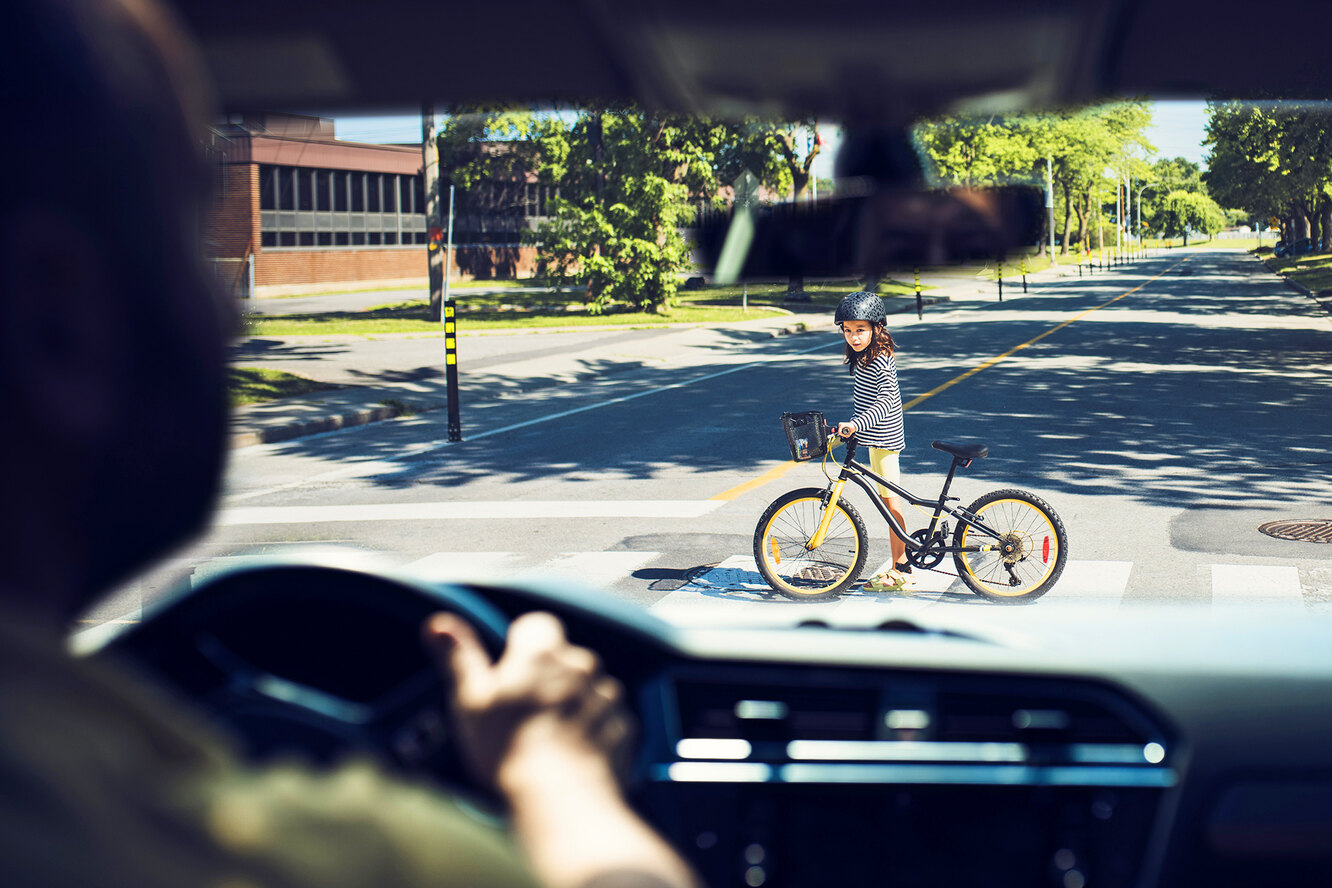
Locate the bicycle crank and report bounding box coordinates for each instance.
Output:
[907,528,948,570]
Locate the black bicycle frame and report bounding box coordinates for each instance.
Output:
[828,436,1004,556]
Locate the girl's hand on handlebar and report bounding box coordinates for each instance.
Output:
[836,421,857,439]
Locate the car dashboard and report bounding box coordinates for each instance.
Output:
[81,561,1332,888]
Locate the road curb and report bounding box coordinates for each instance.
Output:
[1261,259,1332,316]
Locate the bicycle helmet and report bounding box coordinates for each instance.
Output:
[834,291,886,327]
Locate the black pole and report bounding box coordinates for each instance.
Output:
[997,254,1003,303]
[914,267,923,320]
[444,185,461,442]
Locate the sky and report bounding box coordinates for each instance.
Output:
[1145,100,1209,165]
[329,100,1212,170]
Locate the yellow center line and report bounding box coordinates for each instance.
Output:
[713,258,1187,502]
[903,261,1182,410]
[711,458,803,502]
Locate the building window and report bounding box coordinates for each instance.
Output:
[400,176,414,214]
[276,167,295,211]
[315,170,332,212]
[297,169,315,212]
[351,173,365,212]
[334,170,349,212]
[259,164,427,250]
[366,173,381,212]
[259,166,277,210]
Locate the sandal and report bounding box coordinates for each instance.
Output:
[863,569,909,594]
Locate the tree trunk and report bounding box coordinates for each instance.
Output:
[1320,199,1332,251]
[1060,181,1073,255]
[787,275,808,301]
[1293,202,1311,241]
[1075,190,1088,251]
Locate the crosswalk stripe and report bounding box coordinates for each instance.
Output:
[405,552,527,583]
[649,557,1314,626]
[544,552,662,588]
[1031,560,1133,611]
[404,550,663,591]
[1210,564,1304,609]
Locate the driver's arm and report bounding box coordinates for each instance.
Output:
[424,612,701,888]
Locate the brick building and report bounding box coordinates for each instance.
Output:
[206,113,550,297]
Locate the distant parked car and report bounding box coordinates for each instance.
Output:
[1274,239,1289,257]
[1294,238,1315,255]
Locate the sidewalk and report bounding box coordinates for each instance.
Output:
[228,265,1074,448]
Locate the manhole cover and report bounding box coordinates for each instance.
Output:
[1258,519,1332,543]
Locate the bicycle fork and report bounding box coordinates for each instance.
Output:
[805,479,848,550]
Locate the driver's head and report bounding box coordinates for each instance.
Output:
[0,0,232,623]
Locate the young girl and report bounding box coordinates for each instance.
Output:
[832,291,911,592]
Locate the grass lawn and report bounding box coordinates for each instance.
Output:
[242,277,919,337]
[1262,249,1332,292]
[229,367,342,406]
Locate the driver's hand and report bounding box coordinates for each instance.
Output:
[837,421,857,438]
[422,611,632,793]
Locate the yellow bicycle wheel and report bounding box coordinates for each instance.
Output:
[953,488,1067,603]
[754,488,868,601]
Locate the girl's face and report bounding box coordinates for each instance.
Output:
[841,319,874,352]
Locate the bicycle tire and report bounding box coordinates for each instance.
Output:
[952,488,1068,603]
[753,487,868,601]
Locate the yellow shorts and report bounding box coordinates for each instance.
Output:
[867,447,901,498]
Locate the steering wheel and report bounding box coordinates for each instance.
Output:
[87,559,512,794]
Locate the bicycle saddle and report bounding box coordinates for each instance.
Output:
[932,440,989,459]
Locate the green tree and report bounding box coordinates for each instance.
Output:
[915,102,1154,256]
[534,108,728,313]
[435,108,550,190]
[712,119,825,296]
[915,116,1036,189]
[1204,102,1332,248]
[1156,190,1226,244]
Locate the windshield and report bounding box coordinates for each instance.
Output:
[84,96,1332,633]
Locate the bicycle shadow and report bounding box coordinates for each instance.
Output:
[647,556,1000,629]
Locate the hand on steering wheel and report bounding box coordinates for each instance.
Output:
[423,611,634,794]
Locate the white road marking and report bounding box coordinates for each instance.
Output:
[404,552,528,583]
[215,499,724,526]
[1210,564,1305,610]
[1031,560,1133,611]
[544,551,661,588]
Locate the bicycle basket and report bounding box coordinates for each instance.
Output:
[781,411,830,462]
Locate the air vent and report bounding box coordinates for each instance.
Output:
[936,690,1149,746]
[674,680,878,743]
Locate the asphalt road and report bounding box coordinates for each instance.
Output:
[89,250,1332,629]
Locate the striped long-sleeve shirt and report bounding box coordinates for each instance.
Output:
[850,352,905,450]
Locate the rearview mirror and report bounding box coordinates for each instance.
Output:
[696,184,1045,282]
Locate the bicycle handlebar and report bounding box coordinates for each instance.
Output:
[829,431,858,465]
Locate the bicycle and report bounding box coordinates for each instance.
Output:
[753,411,1068,603]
